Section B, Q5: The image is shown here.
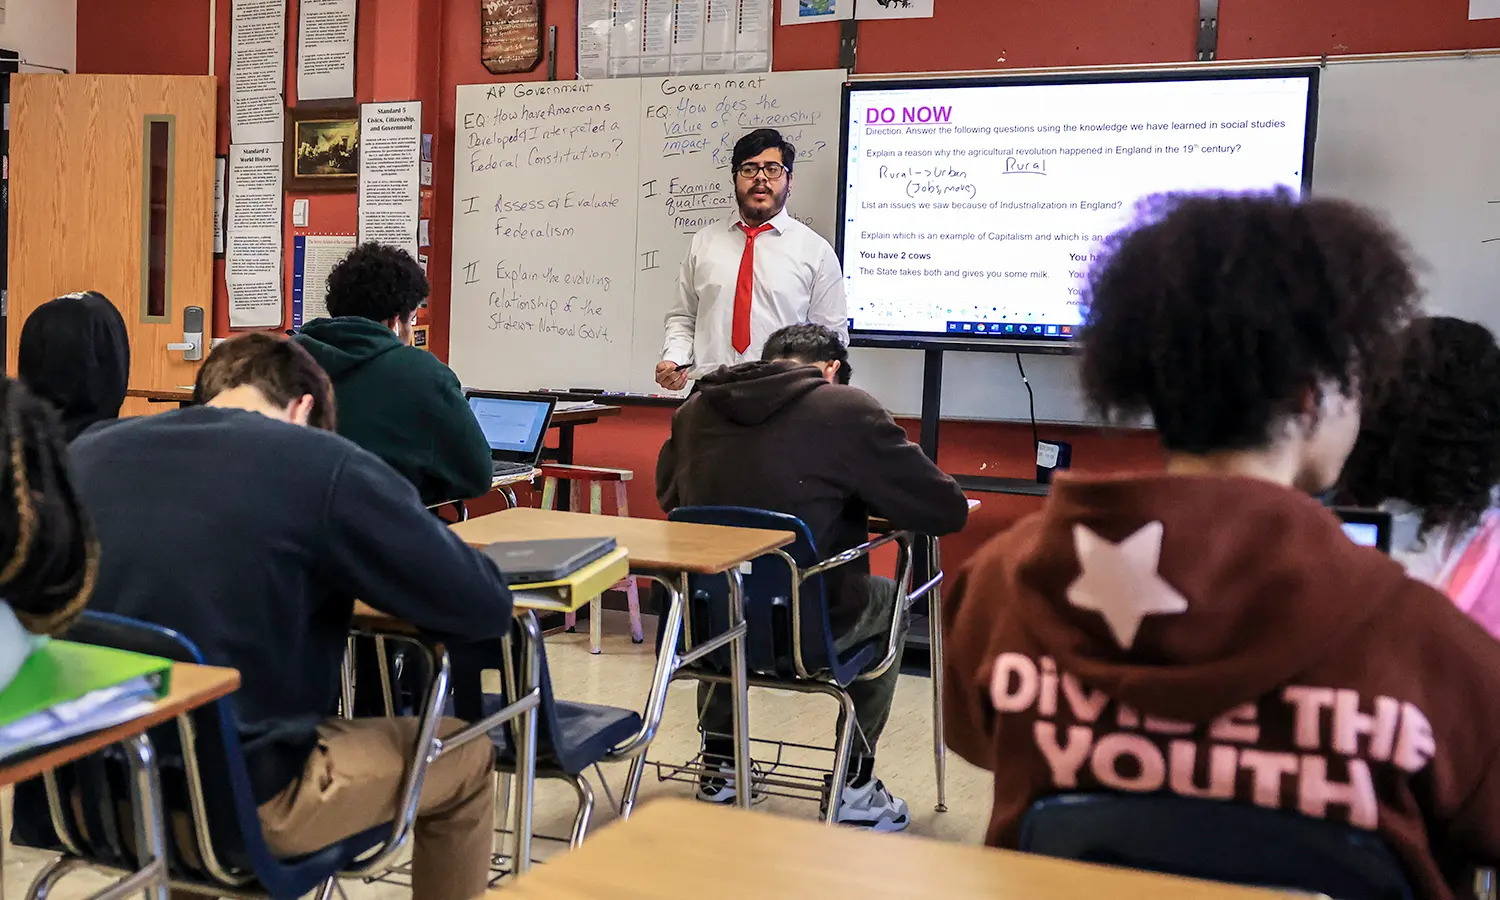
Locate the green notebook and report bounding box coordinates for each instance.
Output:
[0,640,171,728]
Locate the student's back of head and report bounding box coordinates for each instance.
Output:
[325,242,429,328]
[17,291,130,441]
[1080,189,1420,493]
[0,378,96,639]
[194,332,337,430]
[762,323,852,384]
[1341,316,1500,539]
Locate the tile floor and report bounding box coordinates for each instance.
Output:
[2,611,993,898]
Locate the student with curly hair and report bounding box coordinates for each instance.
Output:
[0,378,98,692]
[943,190,1500,899]
[1341,316,1500,636]
[294,243,491,506]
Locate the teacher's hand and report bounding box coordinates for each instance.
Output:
[655,360,689,391]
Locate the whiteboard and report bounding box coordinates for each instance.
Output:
[454,55,1500,422]
[449,79,643,391]
[450,70,847,395]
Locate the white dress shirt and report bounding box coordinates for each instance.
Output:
[662,208,848,377]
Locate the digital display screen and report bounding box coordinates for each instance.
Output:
[839,70,1317,347]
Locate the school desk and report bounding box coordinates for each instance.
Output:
[450,507,796,817]
[2,662,241,900]
[347,548,627,875]
[493,799,1285,900]
[868,496,982,814]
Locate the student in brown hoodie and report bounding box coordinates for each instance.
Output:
[943,190,1500,900]
[659,323,970,830]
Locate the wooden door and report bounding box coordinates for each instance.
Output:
[6,75,216,405]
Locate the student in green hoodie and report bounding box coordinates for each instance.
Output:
[295,243,492,506]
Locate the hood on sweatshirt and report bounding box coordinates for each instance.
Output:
[1002,472,1414,725]
[695,359,827,427]
[17,292,130,441]
[294,317,405,379]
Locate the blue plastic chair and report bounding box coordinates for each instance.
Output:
[481,639,643,849]
[661,507,912,820]
[1019,793,1417,900]
[10,612,434,900]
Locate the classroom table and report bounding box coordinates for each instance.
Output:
[491,799,1284,900]
[124,387,195,408]
[2,663,241,900]
[867,496,981,814]
[450,507,796,817]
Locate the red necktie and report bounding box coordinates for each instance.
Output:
[732,222,774,354]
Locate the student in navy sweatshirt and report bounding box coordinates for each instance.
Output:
[70,334,511,900]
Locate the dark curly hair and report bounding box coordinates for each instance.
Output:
[1080,190,1421,453]
[1340,316,1500,536]
[0,378,97,636]
[325,242,429,323]
[762,323,851,384]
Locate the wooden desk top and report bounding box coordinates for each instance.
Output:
[869,498,981,534]
[495,800,1281,900]
[551,405,622,426]
[125,388,195,403]
[451,508,794,575]
[0,663,240,787]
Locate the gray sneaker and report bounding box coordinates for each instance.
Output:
[833,779,910,832]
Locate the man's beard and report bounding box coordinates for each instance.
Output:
[737,183,787,222]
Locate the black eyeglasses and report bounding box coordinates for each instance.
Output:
[735,162,788,181]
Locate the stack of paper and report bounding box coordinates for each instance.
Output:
[0,642,171,762]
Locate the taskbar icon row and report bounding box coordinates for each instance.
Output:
[945,322,1075,337]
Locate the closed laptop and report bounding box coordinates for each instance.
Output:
[482,537,618,583]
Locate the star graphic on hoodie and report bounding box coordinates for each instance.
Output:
[1066,521,1189,650]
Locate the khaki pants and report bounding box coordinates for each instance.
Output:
[256,717,494,900]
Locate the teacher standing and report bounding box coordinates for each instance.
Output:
[656,128,848,391]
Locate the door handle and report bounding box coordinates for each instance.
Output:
[169,306,206,361]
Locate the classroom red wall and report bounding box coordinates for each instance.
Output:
[74,0,1500,572]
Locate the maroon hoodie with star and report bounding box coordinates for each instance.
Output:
[943,472,1500,900]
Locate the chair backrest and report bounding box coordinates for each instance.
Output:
[1019,793,1416,900]
[666,507,867,684]
[10,611,377,899]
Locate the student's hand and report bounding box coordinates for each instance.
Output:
[655,361,689,391]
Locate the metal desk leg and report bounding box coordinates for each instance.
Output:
[619,574,685,818]
[928,535,948,813]
[511,612,541,875]
[123,733,169,900]
[340,636,357,720]
[725,568,752,810]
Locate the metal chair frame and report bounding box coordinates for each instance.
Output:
[24,612,543,899]
[632,523,922,823]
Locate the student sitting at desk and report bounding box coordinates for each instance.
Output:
[1340,316,1500,639]
[294,242,492,506]
[0,378,98,691]
[17,291,130,442]
[658,323,969,831]
[69,334,511,900]
[942,191,1500,900]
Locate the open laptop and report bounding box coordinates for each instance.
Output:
[465,390,557,480]
[1333,507,1393,554]
[482,537,617,583]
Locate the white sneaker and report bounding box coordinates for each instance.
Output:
[695,760,764,805]
[833,779,910,832]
